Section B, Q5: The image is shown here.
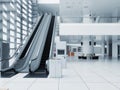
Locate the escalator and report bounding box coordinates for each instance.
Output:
[39,16,55,70]
[14,14,52,72]
[25,16,55,78]
[0,15,44,77]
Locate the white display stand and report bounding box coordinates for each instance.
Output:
[0,88,9,90]
[48,59,62,78]
[58,57,66,69]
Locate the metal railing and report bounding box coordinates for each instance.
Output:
[49,16,56,59]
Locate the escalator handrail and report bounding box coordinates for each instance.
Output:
[48,16,56,59]
[0,37,25,61]
[0,16,42,61]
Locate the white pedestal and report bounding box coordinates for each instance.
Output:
[61,59,66,69]
[48,59,62,78]
[0,88,9,90]
[57,57,67,69]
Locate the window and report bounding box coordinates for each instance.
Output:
[17,28,21,33]
[10,30,15,36]
[17,44,20,48]
[73,48,76,52]
[23,0,27,5]
[23,25,27,30]
[2,4,7,11]
[23,9,27,14]
[17,39,21,43]
[17,0,21,4]
[17,22,21,27]
[17,3,21,9]
[23,4,27,10]
[78,47,81,52]
[3,19,7,26]
[10,12,15,18]
[10,2,14,9]
[17,17,21,22]
[10,24,15,30]
[3,34,7,41]
[10,43,15,48]
[3,26,7,33]
[10,18,15,24]
[16,33,21,38]
[57,49,65,55]
[17,9,21,14]
[10,49,15,57]
[3,12,7,18]
[23,30,27,35]
[10,37,15,42]
[22,20,27,26]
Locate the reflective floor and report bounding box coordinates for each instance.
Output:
[1,59,120,90]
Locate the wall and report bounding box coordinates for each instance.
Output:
[38,4,59,15]
[56,41,66,57]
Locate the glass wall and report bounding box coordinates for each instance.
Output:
[0,0,33,58]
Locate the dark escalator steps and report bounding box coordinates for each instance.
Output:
[24,69,48,78]
[1,69,18,78]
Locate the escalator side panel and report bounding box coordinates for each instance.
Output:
[20,15,44,59]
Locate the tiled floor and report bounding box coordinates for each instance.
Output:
[1,59,120,90]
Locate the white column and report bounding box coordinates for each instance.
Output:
[112,36,118,59]
[101,36,105,58]
[82,36,94,56]
[106,36,109,58]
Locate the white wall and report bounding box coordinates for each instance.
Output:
[39,4,59,15]
[56,41,66,57]
[60,23,120,35]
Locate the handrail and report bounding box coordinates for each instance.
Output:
[0,34,30,61]
[49,16,56,59]
[0,16,42,61]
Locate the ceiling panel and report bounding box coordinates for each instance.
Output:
[60,0,120,17]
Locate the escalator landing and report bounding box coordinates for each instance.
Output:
[24,69,48,78]
[1,70,18,78]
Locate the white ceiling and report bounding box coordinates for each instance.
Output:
[37,0,59,3]
[88,0,120,15]
[33,0,120,19]
[60,0,120,17]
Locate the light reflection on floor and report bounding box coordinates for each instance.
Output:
[0,58,120,90]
